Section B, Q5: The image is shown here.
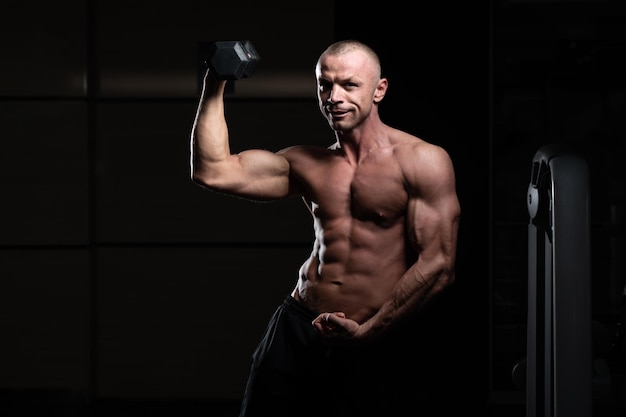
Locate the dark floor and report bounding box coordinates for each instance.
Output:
[1,391,624,417]
[0,390,240,417]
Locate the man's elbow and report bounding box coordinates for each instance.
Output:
[435,258,456,292]
[443,269,456,288]
[191,173,207,189]
[190,162,217,190]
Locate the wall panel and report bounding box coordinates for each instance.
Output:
[0,0,86,97]
[0,101,89,246]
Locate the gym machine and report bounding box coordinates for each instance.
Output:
[526,144,592,417]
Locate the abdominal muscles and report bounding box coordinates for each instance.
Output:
[297,219,409,323]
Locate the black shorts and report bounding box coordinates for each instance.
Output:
[238,296,421,417]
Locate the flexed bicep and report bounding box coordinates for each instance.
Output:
[197,148,292,201]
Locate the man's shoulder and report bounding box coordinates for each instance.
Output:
[390,129,441,155]
[389,130,455,175]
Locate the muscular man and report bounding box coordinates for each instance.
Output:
[191,39,460,417]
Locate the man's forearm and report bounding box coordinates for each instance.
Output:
[362,263,454,338]
[190,72,229,184]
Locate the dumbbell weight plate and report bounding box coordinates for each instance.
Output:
[206,40,260,80]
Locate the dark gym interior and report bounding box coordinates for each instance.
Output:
[1,1,624,416]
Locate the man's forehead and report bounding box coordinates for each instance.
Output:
[316,65,362,82]
[317,51,372,76]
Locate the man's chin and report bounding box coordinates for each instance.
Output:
[330,120,350,132]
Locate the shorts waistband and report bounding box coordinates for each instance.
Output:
[281,295,318,322]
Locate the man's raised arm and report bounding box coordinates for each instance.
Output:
[190,69,291,201]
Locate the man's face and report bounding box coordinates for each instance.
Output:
[315,50,380,132]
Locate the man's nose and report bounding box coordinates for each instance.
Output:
[327,87,342,104]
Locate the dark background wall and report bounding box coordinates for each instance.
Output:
[1,1,624,416]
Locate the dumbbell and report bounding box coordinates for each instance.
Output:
[205,40,260,80]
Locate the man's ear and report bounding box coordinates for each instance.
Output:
[373,78,388,103]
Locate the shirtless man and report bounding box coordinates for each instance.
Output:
[191,39,460,417]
